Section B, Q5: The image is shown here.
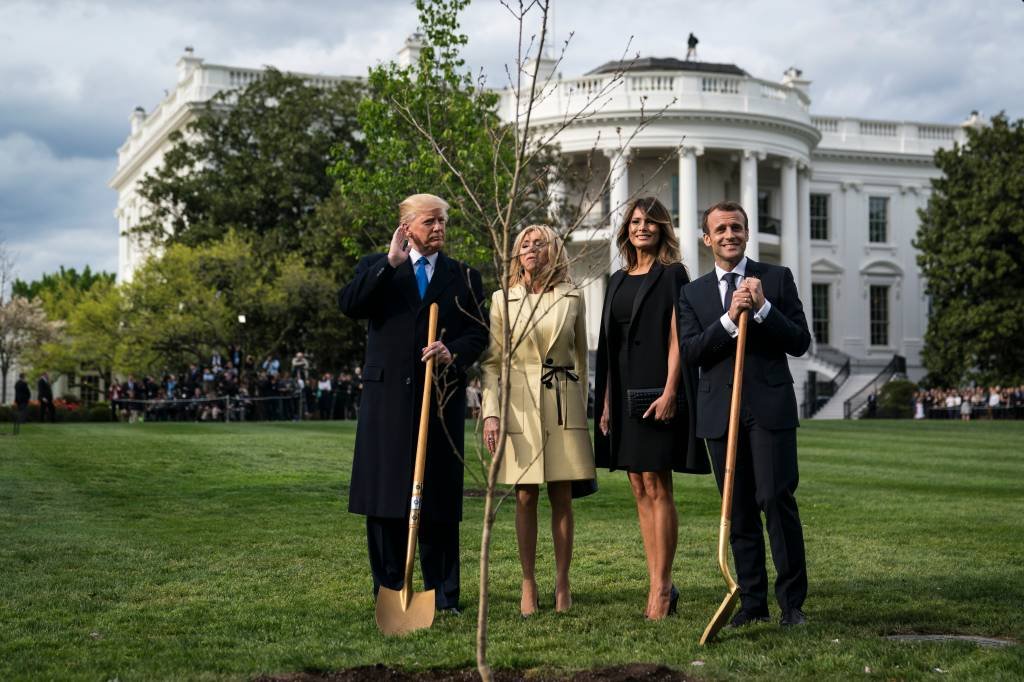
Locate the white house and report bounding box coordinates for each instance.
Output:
[111,42,980,418]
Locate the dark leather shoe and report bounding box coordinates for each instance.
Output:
[727,610,770,628]
[438,606,461,616]
[780,608,806,626]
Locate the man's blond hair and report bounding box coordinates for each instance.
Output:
[399,193,450,223]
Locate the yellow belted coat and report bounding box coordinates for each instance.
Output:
[481,283,596,485]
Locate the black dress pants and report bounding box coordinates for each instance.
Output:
[707,408,807,615]
[366,515,460,610]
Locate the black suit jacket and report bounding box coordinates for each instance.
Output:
[339,251,488,522]
[594,262,708,474]
[15,380,31,407]
[37,378,53,402]
[678,259,811,439]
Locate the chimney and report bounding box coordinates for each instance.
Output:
[398,32,424,68]
[176,46,203,84]
[961,110,984,129]
[781,66,811,96]
[130,106,147,134]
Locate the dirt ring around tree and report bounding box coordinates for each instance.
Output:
[254,662,695,681]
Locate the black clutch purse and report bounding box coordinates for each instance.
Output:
[625,388,686,419]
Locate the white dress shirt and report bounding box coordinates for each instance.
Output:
[409,248,438,284]
[716,256,772,338]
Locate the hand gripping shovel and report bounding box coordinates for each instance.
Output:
[700,311,749,645]
[376,303,439,636]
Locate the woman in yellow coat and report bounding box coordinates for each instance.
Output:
[482,225,596,617]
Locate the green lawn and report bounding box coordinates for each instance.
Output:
[1,421,1022,681]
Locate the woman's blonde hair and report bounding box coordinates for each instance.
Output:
[616,196,682,271]
[399,193,449,223]
[507,224,571,289]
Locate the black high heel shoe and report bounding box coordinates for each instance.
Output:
[668,584,679,616]
[645,584,679,620]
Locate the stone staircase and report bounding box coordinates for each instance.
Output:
[811,370,879,419]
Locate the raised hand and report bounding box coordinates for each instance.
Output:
[387,224,412,268]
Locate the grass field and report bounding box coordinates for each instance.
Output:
[1,420,1022,681]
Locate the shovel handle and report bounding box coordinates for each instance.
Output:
[720,311,749,539]
[402,303,439,604]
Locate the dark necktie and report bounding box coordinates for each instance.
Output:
[722,272,739,312]
[415,257,429,299]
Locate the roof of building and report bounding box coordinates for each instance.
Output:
[585,57,747,77]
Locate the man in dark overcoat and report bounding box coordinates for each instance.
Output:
[338,193,487,613]
[37,372,55,423]
[14,373,31,435]
[678,200,812,628]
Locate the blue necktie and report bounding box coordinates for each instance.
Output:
[415,257,429,299]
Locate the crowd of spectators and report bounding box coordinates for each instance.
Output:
[913,386,1024,420]
[108,348,364,423]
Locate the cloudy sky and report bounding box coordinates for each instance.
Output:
[2,0,1022,286]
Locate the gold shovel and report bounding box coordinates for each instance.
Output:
[700,311,749,645]
[376,303,439,636]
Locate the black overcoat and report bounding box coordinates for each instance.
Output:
[14,379,31,407]
[338,251,488,522]
[593,262,709,475]
[677,259,811,439]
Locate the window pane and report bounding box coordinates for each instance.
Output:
[870,285,889,346]
[812,283,830,344]
[869,196,888,243]
[810,194,829,240]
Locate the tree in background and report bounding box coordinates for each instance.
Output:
[916,113,1024,385]
[327,0,559,285]
[0,297,61,403]
[134,69,363,255]
[11,266,115,313]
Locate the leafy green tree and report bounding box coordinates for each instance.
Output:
[11,266,115,319]
[134,68,363,257]
[117,233,358,375]
[26,280,124,390]
[327,0,555,283]
[916,113,1024,385]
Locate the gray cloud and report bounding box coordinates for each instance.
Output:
[1,0,1022,284]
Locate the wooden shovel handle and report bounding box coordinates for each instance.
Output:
[716,311,749,588]
[402,303,439,603]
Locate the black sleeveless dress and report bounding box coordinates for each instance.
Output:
[607,272,686,472]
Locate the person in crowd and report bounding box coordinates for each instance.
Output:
[317,372,334,420]
[335,371,352,419]
[13,373,31,435]
[481,224,595,616]
[593,197,710,620]
[37,372,55,423]
[339,192,488,615]
[291,352,310,384]
[109,381,122,421]
[679,200,812,628]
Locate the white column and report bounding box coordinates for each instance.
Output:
[780,157,799,275]
[583,274,606,350]
[606,147,632,273]
[797,164,812,322]
[677,145,702,278]
[740,150,763,261]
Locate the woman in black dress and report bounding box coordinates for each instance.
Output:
[594,196,710,620]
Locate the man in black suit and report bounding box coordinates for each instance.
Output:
[339,193,488,614]
[37,372,55,423]
[678,200,812,627]
[14,373,31,435]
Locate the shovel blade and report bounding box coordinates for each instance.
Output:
[699,586,740,646]
[375,587,436,636]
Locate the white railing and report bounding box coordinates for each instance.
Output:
[860,121,898,137]
[629,75,675,92]
[812,117,840,132]
[701,76,741,94]
[918,125,956,140]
